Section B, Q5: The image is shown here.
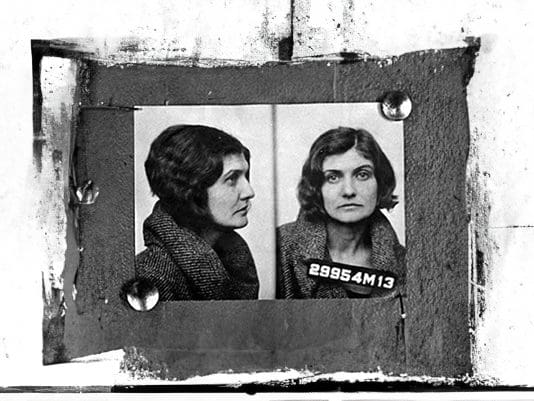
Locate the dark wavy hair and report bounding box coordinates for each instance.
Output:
[298,127,398,220]
[145,125,250,229]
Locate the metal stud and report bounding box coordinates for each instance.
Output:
[380,91,413,121]
[74,180,100,205]
[123,278,159,312]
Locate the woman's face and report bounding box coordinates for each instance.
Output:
[206,153,255,229]
[320,147,378,224]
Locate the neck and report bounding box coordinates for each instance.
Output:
[199,227,224,247]
[326,218,369,256]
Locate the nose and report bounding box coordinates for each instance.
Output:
[240,178,255,200]
[341,177,356,198]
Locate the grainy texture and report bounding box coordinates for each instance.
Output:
[121,298,404,379]
[86,62,335,106]
[59,49,475,378]
[73,108,135,311]
[64,107,136,356]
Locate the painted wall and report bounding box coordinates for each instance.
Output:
[1,0,533,385]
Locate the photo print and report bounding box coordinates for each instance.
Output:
[134,103,404,301]
[135,106,276,300]
[274,103,405,299]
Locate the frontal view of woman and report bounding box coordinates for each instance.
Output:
[136,125,259,300]
[277,127,405,299]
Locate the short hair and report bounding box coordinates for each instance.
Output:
[145,125,250,228]
[297,127,398,220]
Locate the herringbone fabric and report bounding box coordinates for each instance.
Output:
[276,209,406,299]
[136,202,259,300]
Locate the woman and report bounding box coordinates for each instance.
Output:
[276,127,405,299]
[135,124,259,301]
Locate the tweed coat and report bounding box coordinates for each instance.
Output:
[276,209,406,299]
[136,202,259,300]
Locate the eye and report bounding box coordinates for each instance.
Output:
[324,173,340,184]
[225,173,239,186]
[355,170,373,180]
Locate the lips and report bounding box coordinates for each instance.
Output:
[234,204,250,214]
[338,203,363,209]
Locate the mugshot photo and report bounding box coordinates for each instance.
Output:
[134,103,404,301]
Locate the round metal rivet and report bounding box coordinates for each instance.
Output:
[380,91,412,121]
[123,278,159,312]
[75,179,100,205]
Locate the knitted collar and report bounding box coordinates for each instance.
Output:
[290,210,405,298]
[143,202,259,300]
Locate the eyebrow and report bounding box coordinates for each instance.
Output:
[222,168,248,178]
[323,164,374,173]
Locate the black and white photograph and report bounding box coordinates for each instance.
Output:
[135,106,275,300]
[134,104,404,300]
[30,44,479,385]
[273,104,404,299]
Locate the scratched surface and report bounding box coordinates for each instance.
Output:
[58,47,477,378]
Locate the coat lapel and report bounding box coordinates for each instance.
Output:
[292,212,347,298]
[143,202,258,300]
[290,210,404,298]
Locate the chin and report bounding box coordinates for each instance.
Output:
[229,217,249,230]
[331,212,372,225]
[213,215,249,231]
[337,218,365,225]
[237,218,249,228]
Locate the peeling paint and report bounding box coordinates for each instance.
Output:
[120,347,169,380]
[36,57,78,364]
[33,38,287,67]
[37,58,77,301]
[31,1,292,65]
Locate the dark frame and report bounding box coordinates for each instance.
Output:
[34,41,478,378]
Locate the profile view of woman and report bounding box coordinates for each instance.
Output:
[276,127,405,299]
[136,125,259,300]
